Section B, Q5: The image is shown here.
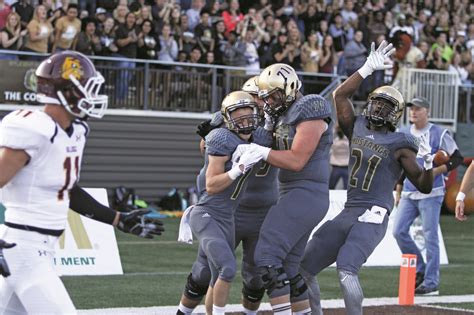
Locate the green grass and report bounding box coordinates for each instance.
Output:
[63,215,474,309]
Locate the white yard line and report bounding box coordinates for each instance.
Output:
[78,295,474,314]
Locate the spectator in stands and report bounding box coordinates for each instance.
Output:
[50,0,69,26]
[341,0,357,26]
[420,15,437,45]
[194,10,214,55]
[212,19,226,64]
[207,0,223,25]
[94,8,107,31]
[98,17,118,56]
[300,30,321,73]
[319,34,337,74]
[113,4,129,25]
[270,31,291,64]
[329,12,351,54]
[136,5,154,27]
[449,52,469,85]
[299,4,324,39]
[222,30,245,66]
[186,0,204,32]
[115,11,139,101]
[52,4,81,53]
[430,32,454,63]
[343,30,367,76]
[274,0,296,25]
[368,11,387,44]
[169,6,182,35]
[287,25,303,69]
[222,0,243,37]
[179,31,196,55]
[158,23,178,62]
[0,0,11,30]
[0,12,25,59]
[137,18,160,60]
[24,5,53,54]
[73,18,101,55]
[11,0,33,28]
[240,27,259,74]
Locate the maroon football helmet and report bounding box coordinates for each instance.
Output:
[36,51,108,119]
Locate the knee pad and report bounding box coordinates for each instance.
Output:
[260,265,290,297]
[184,273,209,301]
[242,282,265,304]
[219,260,237,282]
[338,269,363,315]
[289,274,309,302]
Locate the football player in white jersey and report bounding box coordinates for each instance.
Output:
[0,51,164,314]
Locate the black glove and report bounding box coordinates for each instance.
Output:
[117,209,164,239]
[0,239,16,277]
[196,119,216,139]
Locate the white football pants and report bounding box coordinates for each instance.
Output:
[0,226,76,315]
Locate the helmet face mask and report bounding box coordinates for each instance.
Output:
[262,89,287,118]
[221,91,260,135]
[36,51,108,119]
[364,86,405,131]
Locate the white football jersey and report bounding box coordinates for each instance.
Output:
[0,109,88,230]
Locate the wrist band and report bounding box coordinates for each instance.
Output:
[227,166,242,180]
[456,192,466,202]
[423,160,433,171]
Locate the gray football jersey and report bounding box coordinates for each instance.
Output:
[239,160,279,209]
[196,127,272,217]
[345,116,419,211]
[274,94,333,183]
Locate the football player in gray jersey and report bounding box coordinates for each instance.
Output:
[299,41,434,315]
[177,91,272,315]
[233,63,333,315]
[179,77,279,315]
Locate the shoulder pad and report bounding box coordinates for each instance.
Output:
[0,110,54,158]
[252,127,273,147]
[283,94,331,125]
[392,132,419,153]
[210,111,224,127]
[1,110,56,140]
[206,128,241,156]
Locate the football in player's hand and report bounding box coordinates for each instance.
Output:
[433,150,450,166]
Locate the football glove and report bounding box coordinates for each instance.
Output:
[196,119,217,139]
[418,133,433,170]
[0,239,16,277]
[238,149,263,173]
[358,40,395,79]
[117,210,164,239]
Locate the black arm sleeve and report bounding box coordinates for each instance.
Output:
[69,185,117,225]
[447,149,464,172]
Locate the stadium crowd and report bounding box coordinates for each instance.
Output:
[0,0,473,84]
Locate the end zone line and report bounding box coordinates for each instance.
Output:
[78,294,474,314]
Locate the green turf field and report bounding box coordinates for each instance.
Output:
[63,215,474,310]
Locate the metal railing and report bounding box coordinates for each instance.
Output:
[0,50,340,113]
[1,50,472,125]
[398,68,462,132]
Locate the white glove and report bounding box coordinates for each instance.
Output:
[232,144,252,164]
[358,40,395,79]
[263,113,274,131]
[238,149,263,173]
[227,160,243,180]
[418,133,433,170]
[249,143,271,161]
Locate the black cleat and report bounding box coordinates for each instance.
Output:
[415,285,439,296]
[415,272,424,289]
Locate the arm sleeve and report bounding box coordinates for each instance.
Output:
[69,185,117,225]
[205,128,233,156]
